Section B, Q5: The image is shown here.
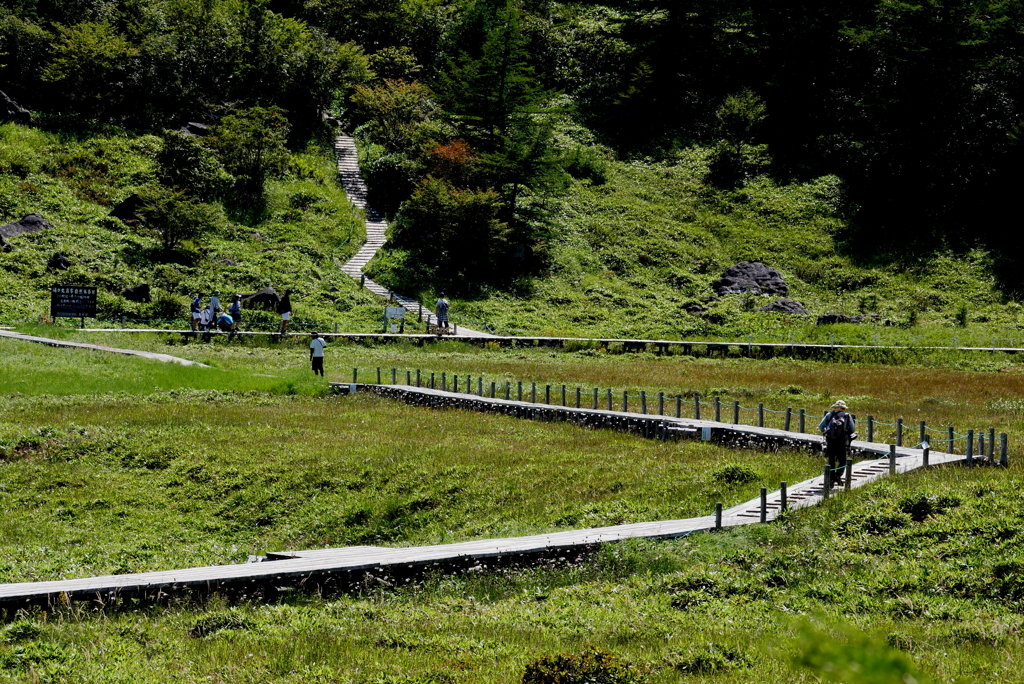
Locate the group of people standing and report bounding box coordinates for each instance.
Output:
[189,289,293,337]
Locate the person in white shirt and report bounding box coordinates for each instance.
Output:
[199,306,212,331]
[309,331,327,376]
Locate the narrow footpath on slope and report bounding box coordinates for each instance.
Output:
[333,132,494,337]
[0,329,209,367]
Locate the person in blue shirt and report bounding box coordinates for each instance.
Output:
[190,293,202,332]
[819,400,856,488]
[435,293,450,334]
[215,309,234,334]
[228,294,242,332]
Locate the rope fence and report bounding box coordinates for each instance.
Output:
[347,367,1010,466]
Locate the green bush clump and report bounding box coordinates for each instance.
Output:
[835,510,911,536]
[712,463,760,485]
[897,492,962,522]
[668,643,751,674]
[188,612,251,638]
[522,647,640,684]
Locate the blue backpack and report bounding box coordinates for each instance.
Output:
[825,412,849,442]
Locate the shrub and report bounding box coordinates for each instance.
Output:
[669,643,751,674]
[522,647,640,684]
[835,510,910,536]
[712,463,759,485]
[897,492,961,522]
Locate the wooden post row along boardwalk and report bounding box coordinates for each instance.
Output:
[0,382,1004,611]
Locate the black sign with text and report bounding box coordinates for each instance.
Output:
[50,285,97,318]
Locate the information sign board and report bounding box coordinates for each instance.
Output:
[50,285,97,318]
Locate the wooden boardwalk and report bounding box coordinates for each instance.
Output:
[72,327,1024,356]
[0,329,208,366]
[0,382,987,610]
[333,133,492,337]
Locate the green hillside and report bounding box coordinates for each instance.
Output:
[0,122,387,329]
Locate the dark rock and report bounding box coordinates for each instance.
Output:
[47,253,71,271]
[0,213,53,240]
[712,261,788,296]
[221,258,237,266]
[0,90,31,125]
[240,287,280,310]
[685,302,707,314]
[122,284,152,303]
[109,194,153,223]
[0,236,10,252]
[759,298,809,315]
[177,122,209,138]
[816,312,881,325]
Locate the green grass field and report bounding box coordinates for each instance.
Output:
[1,338,1023,682]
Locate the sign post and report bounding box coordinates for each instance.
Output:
[384,306,406,333]
[50,285,97,327]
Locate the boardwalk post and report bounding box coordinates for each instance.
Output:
[889,444,897,474]
[734,401,740,425]
[593,388,599,409]
[715,503,722,530]
[844,459,852,491]
[490,381,496,398]
[784,407,792,431]
[407,370,412,386]
[922,446,929,468]
[454,375,459,393]
[561,385,567,406]
[376,367,381,384]
[430,372,435,389]
[478,377,483,395]
[676,395,681,418]
[989,427,996,462]
[896,418,903,446]
[546,385,551,404]
[391,368,397,384]
[920,421,926,444]
[658,392,664,415]
[978,432,985,460]
[517,381,522,401]
[608,389,613,411]
[799,409,805,433]
[966,430,974,464]
[822,464,831,498]
[623,391,628,412]
[1000,433,1008,467]
[641,391,647,414]
[780,482,788,511]
[760,487,767,523]
[948,426,955,454]
[867,416,874,443]
[694,395,701,420]
[715,397,722,422]
[505,382,511,400]
[441,372,446,391]
[758,403,764,427]
[353,368,358,383]
[576,387,581,409]
[531,382,537,403]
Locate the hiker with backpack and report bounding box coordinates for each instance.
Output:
[819,400,856,488]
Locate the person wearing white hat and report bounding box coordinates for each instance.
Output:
[819,400,856,487]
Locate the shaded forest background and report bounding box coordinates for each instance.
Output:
[2,0,1022,294]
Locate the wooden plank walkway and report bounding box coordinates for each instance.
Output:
[0,329,209,366]
[0,382,985,609]
[72,327,1024,355]
[332,133,492,337]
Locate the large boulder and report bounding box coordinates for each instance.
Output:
[0,236,10,253]
[122,284,152,303]
[0,213,53,240]
[240,287,280,310]
[47,253,71,271]
[176,122,209,137]
[109,194,153,224]
[816,313,880,325]
[712,261,788,296]
[0,90,31,125]
[759,298,808,315]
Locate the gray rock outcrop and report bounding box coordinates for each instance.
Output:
[0,213,53,240]
[712,261,788,296]
[0,90,31,125]
[816,313,880,325]
[759,298,809,315]
[48,253,71,270]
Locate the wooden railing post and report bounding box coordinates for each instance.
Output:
[576,387,581,408]
[867,416,874,443]
[896,418,903,446]
[545,384,551,404]
[640,391,647,414]
[966,429,974,465]
[734,401,741,425]
[561,385,566,406]
[517,381,522,401]
[948,426,955,454]
[822,464,831,498]
[799,409,805,433]
[715,503,723,530]
[694,395,701,420]
[760,487,767,523]
[531,382,537,403]
[844,459,852,491]
[623,391,628,413]
[715,397,722,422]
[889,444,897,474]
[353,368,358,383]
[376,367,381,384]
[919,420,926,444]
[922,446,929,468]
[989,427,996,462]
[490,381,496,398]
[608,389,613,411]
[675,395,682,418]
[593,388,599,409]
[784,407,792,431]
[780,482,788,511]
[505,382,511,400]
[758,403,764,427]
[391,368,396,384]
[658,392,664,416]
[1000,433,1008,467]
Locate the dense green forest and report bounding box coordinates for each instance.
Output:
[1,0,1022,320]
